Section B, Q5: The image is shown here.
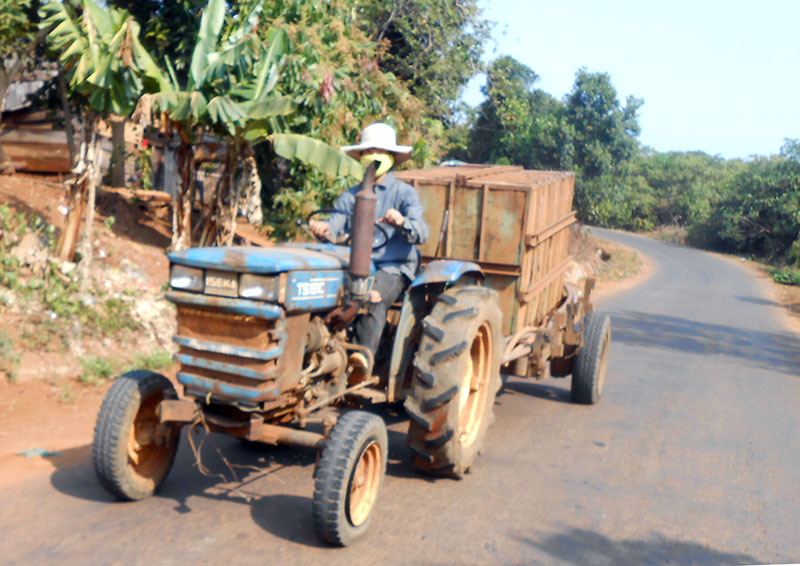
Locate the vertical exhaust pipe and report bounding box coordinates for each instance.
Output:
[348,161,378,299]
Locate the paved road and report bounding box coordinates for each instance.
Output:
[4,230,800,565]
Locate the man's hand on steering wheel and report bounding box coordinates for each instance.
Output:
[305,208,391,250]
[380,208,404,229]
[309,218,331,241]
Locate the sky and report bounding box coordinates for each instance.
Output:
[463,0,800,160]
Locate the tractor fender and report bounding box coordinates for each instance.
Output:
[409,259,484,288]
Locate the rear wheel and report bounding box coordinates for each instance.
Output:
[92,370,181,500]
[312,411,388,546]
[571,312,611,404]
[404,285,502,477]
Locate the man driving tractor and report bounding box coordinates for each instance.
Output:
[309,122,429,373]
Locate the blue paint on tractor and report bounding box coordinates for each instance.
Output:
[169,245,349,274]
[166,291,283,320]
[284,270,345,312]
[173,336,284,361]
[177,372,280,402]
[174,353,277,381]
[410,259,483,288]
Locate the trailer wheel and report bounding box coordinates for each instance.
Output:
[92,370,181,500]
[312,411,388,546]
[404,285,502,478]
[571,312,611,404]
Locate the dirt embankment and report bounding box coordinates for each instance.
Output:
[0,173,178,479]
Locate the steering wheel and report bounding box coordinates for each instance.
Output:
[305,208,391,251]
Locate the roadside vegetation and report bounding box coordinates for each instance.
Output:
[3,0,796,284]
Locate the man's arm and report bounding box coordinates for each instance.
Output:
[326,190,355,241]
[394,184,429,245]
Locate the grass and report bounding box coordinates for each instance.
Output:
[597,245,642,281]
[57,382,75,403]
[132,348,174,371]
[769,266,800,287]
[0,330,20,383]
[78,349,173,387]
[79,355,116,386]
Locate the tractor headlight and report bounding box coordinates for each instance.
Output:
[239,274,279,301]
[170,265,204,292]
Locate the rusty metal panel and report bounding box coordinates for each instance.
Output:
[414,181,448,257]
[485,187,526,265]
[176,306,279,349]
[484,273,519,335]
[450,185,481,259]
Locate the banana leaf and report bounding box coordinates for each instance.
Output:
[271,133,364,180]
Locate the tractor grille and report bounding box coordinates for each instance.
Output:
[173,304,284,404]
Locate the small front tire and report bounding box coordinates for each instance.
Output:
[312,411,388,546]
[92,370,181,500]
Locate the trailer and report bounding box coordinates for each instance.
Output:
[396,164,606,391]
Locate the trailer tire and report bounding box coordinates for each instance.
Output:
[312,411,388,546]
[92,370,180,500]
[571,312,611,404]
[405,285,502,478]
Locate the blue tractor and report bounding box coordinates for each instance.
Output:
[91,164,609,546]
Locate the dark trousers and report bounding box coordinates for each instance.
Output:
[354,270,409,355]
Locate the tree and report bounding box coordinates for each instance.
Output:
[688,153,800,261]
[133,0,366,248]
[354,0,489,125]
[565,69,641,176]
[564,69,642,223]
[252,0,445,233]
[463,56,572,173]
[106,0,205,82]
[41,0,168,265]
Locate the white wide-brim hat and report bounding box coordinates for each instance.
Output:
[342,122,413,164]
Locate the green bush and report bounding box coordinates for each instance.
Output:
[770,267,800,286]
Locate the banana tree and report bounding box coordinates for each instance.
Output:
[135,0,364,249]
[40,0,167,264]
[43,0,363,258]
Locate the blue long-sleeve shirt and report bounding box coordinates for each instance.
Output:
[328,172,429,281]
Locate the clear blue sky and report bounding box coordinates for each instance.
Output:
[463,0,800,159]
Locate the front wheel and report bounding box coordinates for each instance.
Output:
[92,370,181,500]
[571,312,611,404]
[404,285,503,478]
[312,411,388,546]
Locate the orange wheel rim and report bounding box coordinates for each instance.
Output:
[347,440,382,527]
[126,392,171,479]
[458,322,492,448]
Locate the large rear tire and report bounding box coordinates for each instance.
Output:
[404,286,502,478]
[312,411,388,546]
[92,370,180,500]
[571,312,611,404]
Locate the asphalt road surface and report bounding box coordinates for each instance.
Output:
[4,230,800,565]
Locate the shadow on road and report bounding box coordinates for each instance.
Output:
[735,295,781,307]
[48,409,435,546]
[612,310,800,375]
[518,527,761,566]
[499,380,572,404]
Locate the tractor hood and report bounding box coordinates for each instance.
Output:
[168,244,355,274]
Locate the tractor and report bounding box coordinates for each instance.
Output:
[91,163,611,546]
